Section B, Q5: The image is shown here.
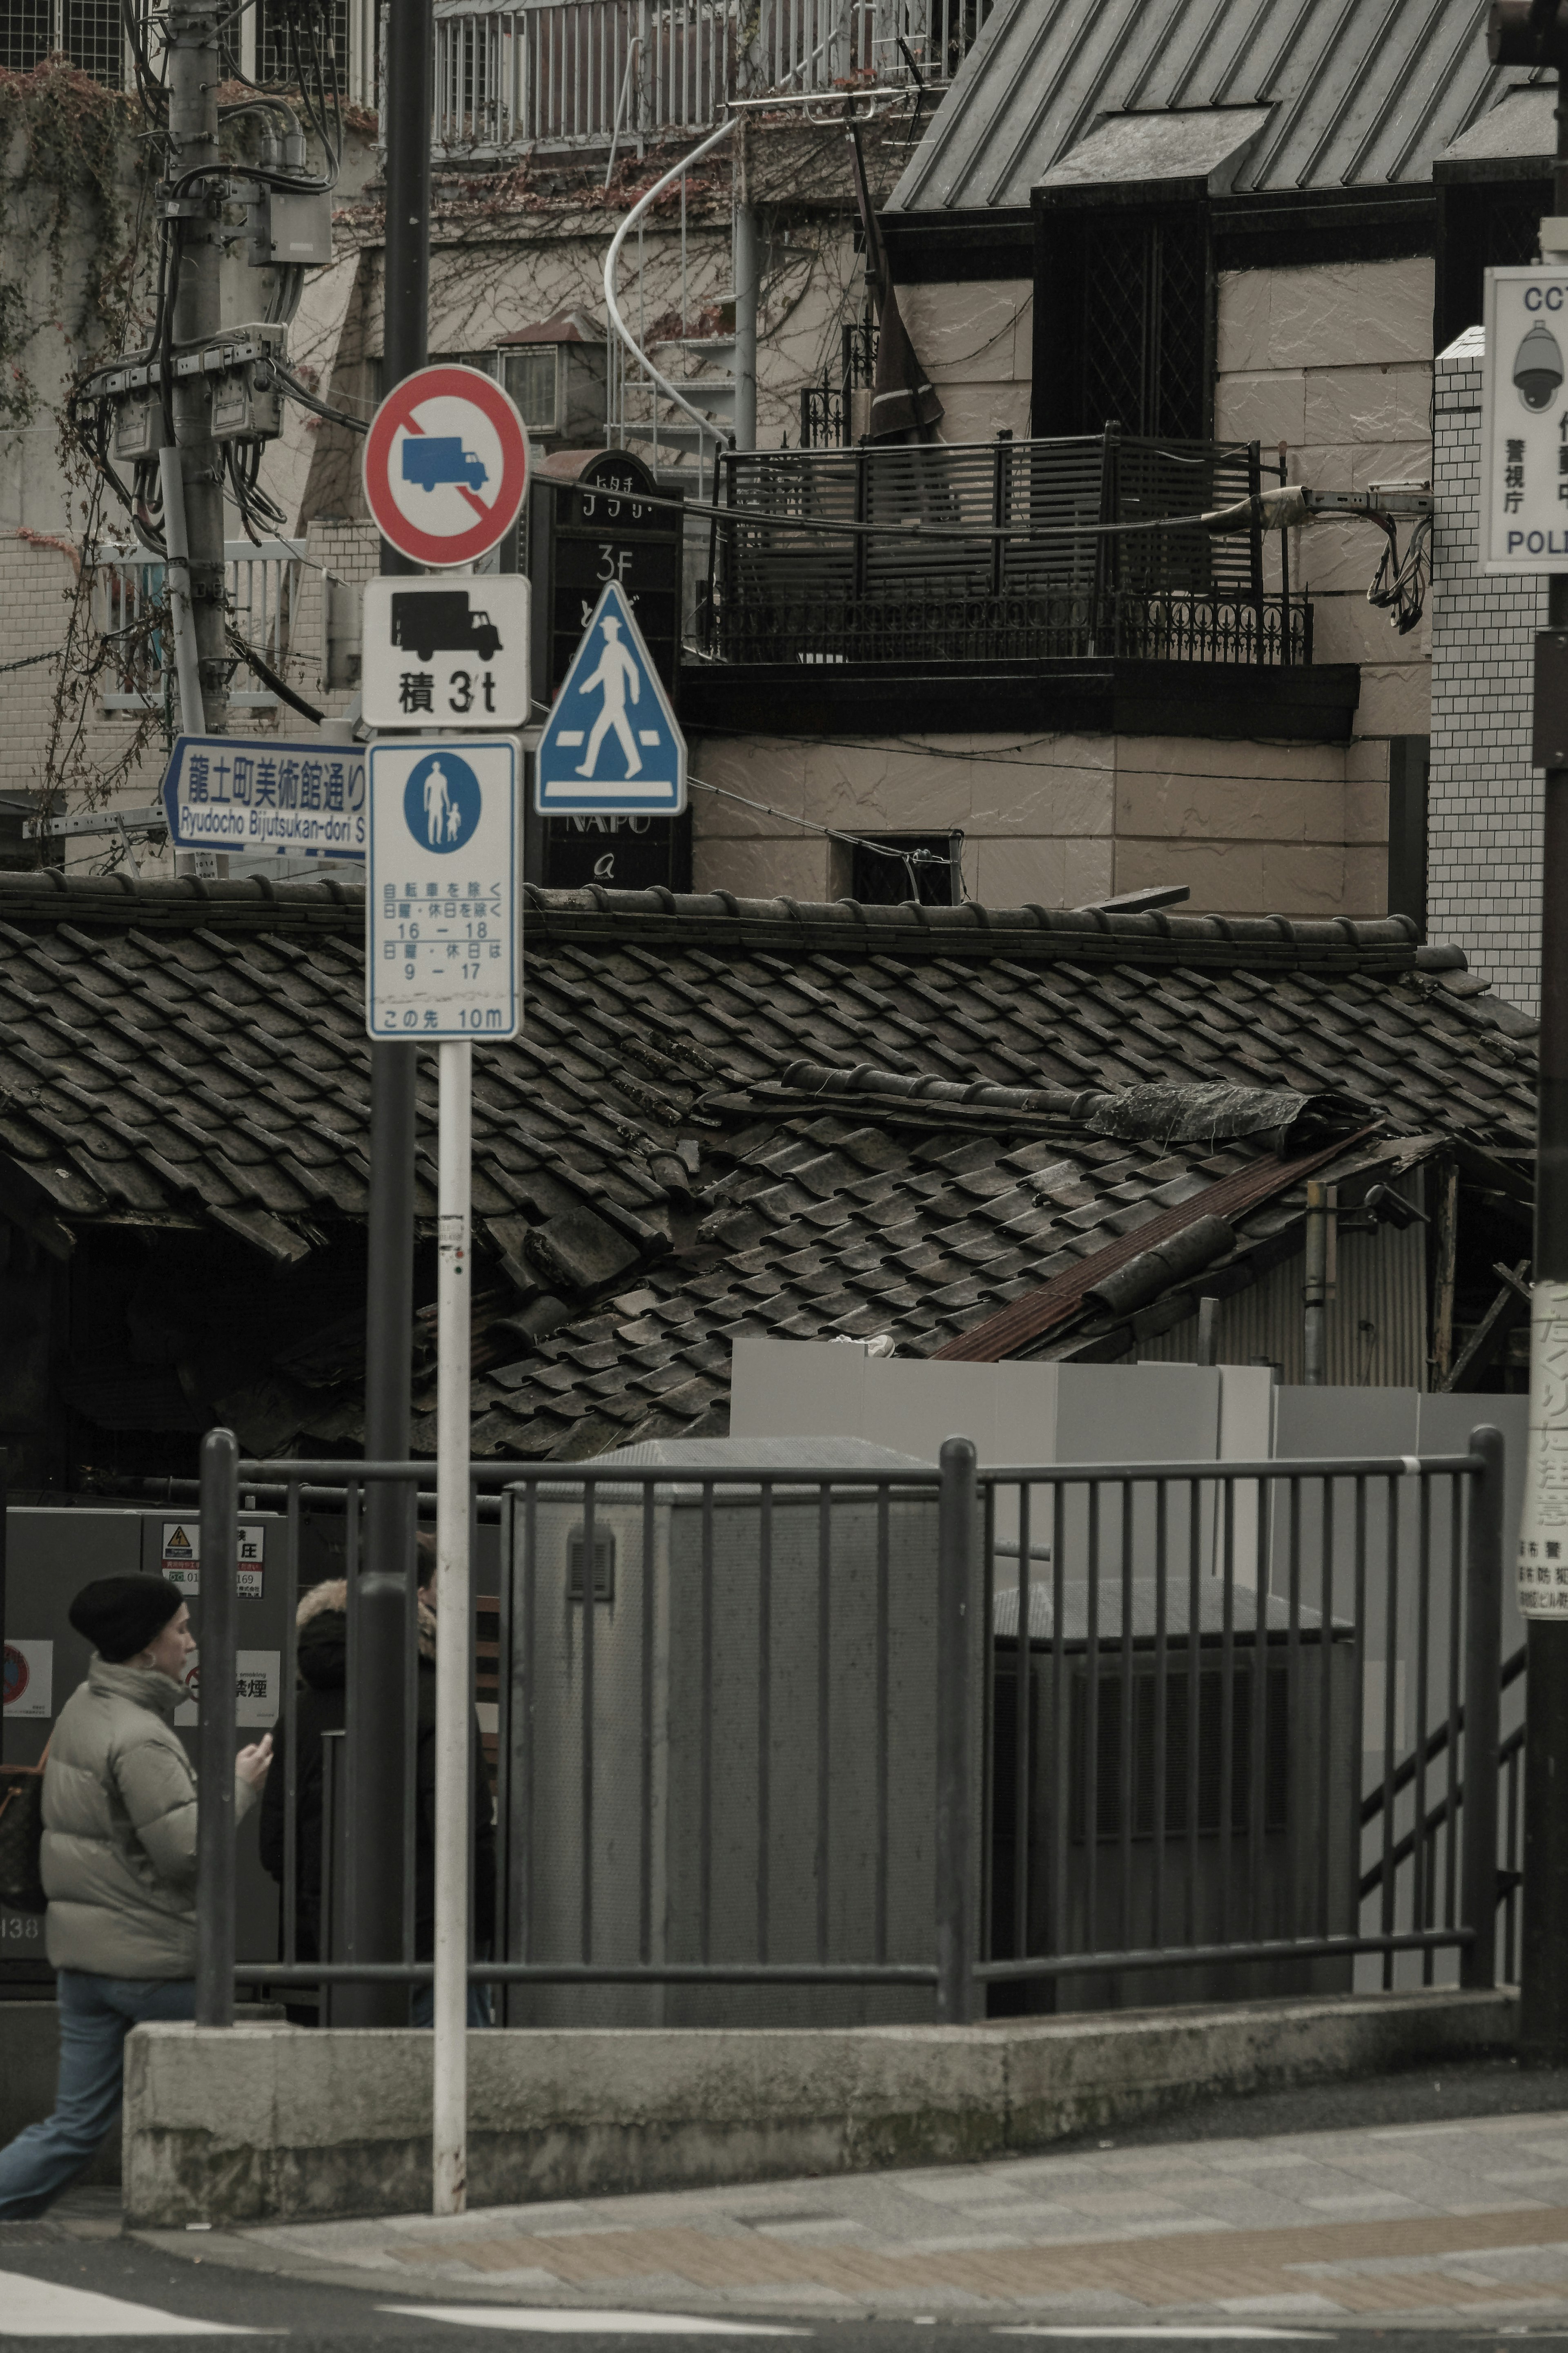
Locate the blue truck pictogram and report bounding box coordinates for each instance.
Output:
[401,436,489,493]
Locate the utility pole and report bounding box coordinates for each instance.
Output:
[165,0,227,875]
[1490,0,1568,2062]
[342,0,432,2030]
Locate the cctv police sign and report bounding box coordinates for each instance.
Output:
[1483,268,1568,570]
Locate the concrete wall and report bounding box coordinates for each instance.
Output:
[123,1988,1516,2225]
[689,729,1388,916]
[1428,325,1542,1013]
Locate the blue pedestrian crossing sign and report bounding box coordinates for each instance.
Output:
[534,581,686,816]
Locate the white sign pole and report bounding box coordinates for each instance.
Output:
[432,1036,472,2216]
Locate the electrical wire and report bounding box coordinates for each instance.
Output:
[1366,512,1431,635]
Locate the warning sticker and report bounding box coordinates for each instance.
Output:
[161,1521,266,1599]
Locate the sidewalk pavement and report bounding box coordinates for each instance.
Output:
[155,2102,1568,2324]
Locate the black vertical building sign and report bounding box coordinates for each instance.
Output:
[525,449,691,892]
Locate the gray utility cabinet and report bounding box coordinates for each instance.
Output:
[991,1577,1359,2014]
[503,1436,978,2030]
[2,1505,290,1984]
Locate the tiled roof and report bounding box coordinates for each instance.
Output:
[0,876,1536,1460]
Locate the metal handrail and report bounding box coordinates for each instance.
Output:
[603,112,736,483]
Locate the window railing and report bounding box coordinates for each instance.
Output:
[425,0,990,161]
[705,431,1311,670]
[93,539,304,717]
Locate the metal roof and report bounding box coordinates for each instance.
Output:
[888,0,1528,217]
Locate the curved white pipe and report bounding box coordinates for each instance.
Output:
[604,114,736,460]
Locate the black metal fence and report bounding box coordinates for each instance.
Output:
[192,1428,1508,2026]
[704,429,1311,669]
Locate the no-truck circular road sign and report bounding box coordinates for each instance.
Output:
[363,363,530,569]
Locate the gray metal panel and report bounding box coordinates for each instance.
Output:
[588,1436,930,1470]
[889,0,1526,214]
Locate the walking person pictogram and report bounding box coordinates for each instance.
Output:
[575,615,642,778]
[423,759,452,846]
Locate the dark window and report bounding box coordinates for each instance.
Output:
[1436,173,1551,354]
[1036,201,1212,439]
[1070,1662,1289,1842]
[1387,736,1430,939]
[850,831,962,907]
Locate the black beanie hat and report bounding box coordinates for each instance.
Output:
[68,1575,187,1665]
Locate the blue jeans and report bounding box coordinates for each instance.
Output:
[411,1980,492,2028]
[0,1969,194,2218]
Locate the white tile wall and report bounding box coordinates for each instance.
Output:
[1430,325,1545,1013]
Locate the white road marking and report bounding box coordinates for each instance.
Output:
[994,2333,1328,2343]
[383,2310,808,2337]
[0,2266,262,2335]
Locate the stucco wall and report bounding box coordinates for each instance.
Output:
[688,731,1388,918]
[1214,257,1433,744]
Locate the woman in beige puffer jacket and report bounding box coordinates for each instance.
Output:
[0,1573,272,2218]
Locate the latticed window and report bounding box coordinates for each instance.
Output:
[1077,210,1208,441]
[256,0,348,86]
[1,0,123,84]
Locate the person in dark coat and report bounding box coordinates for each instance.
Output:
[258,1539,496,2025]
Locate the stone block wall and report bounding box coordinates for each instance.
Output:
[1214,257,1434,746]
[893,281,1033,444]
[1428,325,1545,1011]
[688,731,1388,917]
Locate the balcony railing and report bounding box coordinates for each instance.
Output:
[704,432,1311,670]
[426,0,991,161]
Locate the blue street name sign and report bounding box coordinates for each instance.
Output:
[366,736,521,1043]
[535,580,686,816]
[162,734,367,859]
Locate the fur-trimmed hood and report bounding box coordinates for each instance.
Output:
[293,1578,437,1692]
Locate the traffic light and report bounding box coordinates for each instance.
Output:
[1490,0,1568,63]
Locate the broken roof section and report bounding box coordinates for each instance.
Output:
[0,875,1535,1461]
[889,0,1526,215]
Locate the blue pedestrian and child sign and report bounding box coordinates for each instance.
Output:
[534,582,686,816]
[365,737,520,1042]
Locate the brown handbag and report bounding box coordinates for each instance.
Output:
[0,1743,49,1914]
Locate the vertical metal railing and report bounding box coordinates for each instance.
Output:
[194,1433,1508,2024]
[978,1432,1506,2003]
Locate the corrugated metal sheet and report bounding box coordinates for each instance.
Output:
[889,0,1528,216]
[1136,1189,1429,1389]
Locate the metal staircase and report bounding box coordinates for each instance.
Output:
[604,116,739,497]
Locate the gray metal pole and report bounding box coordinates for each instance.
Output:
[935,1434,977,2025]
[1515,15,1568,2064]
[341,0,432,2030]
[165,0,227,881]
[732,120,758,455]
[1460,1425,1505,1990]
[195,1426,238,2027]
[1302,1180,1327,1386]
